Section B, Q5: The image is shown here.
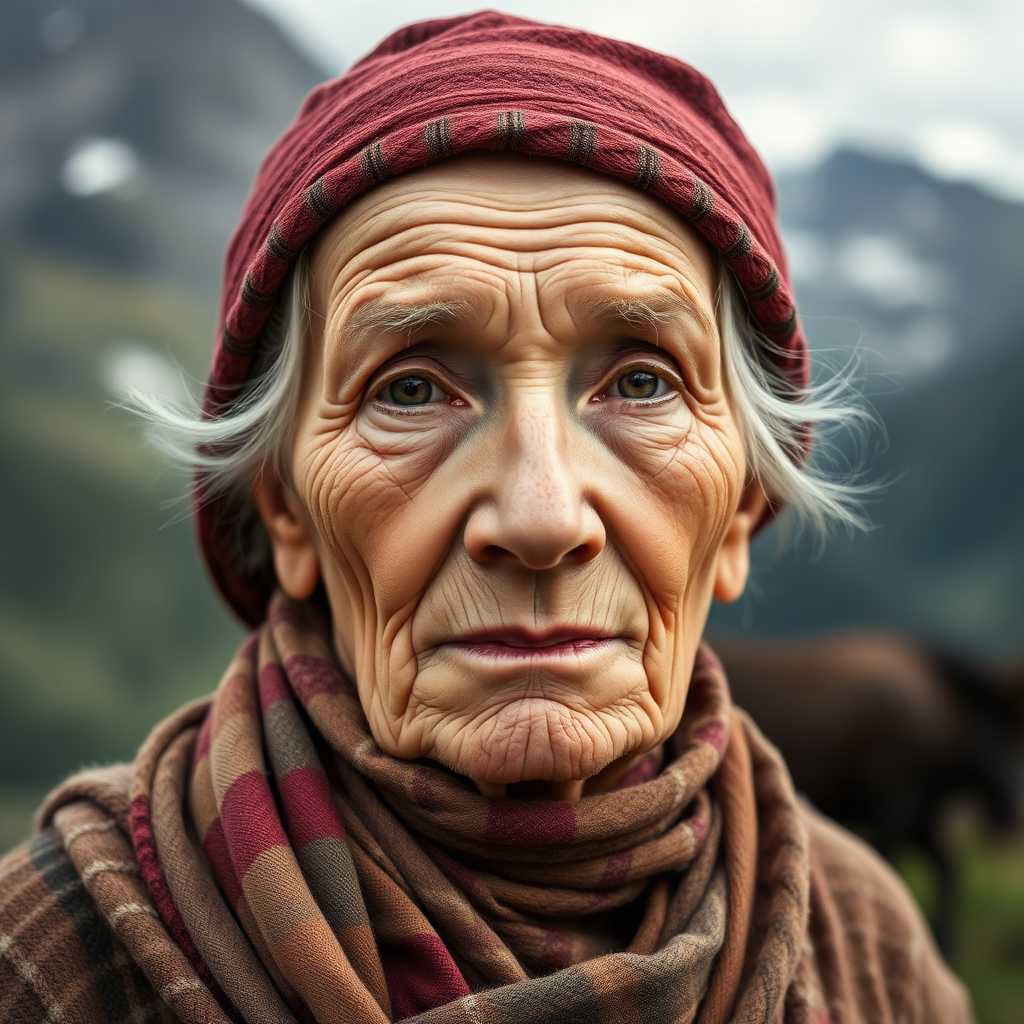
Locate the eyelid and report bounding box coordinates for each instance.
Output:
[603,357,686,395]
[373,372,448,406]
[368,359,450,397]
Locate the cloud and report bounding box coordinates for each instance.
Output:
[836,235,947,308]
[728,92,835,172]
[238,0,1024,199]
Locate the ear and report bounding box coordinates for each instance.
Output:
[713,477,769,603]
[251,470,321,601]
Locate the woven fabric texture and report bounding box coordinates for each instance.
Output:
[1,594,973,1023]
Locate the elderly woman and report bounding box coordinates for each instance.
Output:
[0,13,972,1024]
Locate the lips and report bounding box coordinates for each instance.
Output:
[442,626,617,659]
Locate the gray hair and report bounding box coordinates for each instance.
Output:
[126,253,872,586]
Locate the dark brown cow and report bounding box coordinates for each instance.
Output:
[713,631,1024,952]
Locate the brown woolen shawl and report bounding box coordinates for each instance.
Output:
[137,594,803,1023]
[31,593,973,1022]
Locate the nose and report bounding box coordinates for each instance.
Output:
[464,397,606,569]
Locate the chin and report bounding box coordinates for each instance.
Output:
[437,696,645,786]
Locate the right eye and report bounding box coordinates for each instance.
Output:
[608,368,670,400]
[378,375,448,407]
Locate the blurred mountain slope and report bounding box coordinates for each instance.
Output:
[779,149,1024,369]
[1,0,324,308]
[0,0,323,838]
[709,150,1024,652]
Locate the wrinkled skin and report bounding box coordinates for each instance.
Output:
[253,154,766,799]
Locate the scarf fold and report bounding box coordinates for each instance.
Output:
[43,593,826,1023]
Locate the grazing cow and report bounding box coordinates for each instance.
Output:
[713,631,1024,952]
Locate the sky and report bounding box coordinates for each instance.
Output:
[239,0,1024,202]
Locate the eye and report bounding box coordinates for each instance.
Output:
[608,368,672,401]
[379,375,448,406]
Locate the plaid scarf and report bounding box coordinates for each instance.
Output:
[114,593,813,1023]
[12,593,976,1023]
[24,591,864,1023]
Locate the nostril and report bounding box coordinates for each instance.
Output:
[479,544,511,563]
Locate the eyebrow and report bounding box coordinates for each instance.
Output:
[569,292,718,341]
[336,290,717,346]
[342,298,475,337]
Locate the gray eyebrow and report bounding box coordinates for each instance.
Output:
[343,298,474,336]
[569,292,717,340]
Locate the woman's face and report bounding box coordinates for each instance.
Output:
[254,154,765,798]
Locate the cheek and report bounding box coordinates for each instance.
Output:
[593,402,743,594]
[296,421,478,675]
[592,411,744,709]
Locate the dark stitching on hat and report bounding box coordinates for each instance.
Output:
[747,266,780,303]
[222,325,252,358]
[241,275,274,312]
[567,119,596,165]
[721,223,753,261]
[635,144,661,191]
[360,141,391,184]
[688,176,713,222]
[425,118,454,160]
[304,176,337,221]
[266,223,298,264]
[496,110,526,150]
[762,306,798,339]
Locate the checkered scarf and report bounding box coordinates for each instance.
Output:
[117,592,819,1023]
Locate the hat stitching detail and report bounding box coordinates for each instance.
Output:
[635,144,660,191]
[567,119,597,166]
[360,141,390,184]
[425,118,454,161]
[496,110,527,150]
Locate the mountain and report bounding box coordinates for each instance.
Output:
[0,0,324,837]
[707,151,1024,655]
[1,0,324,301]
[776,149,1024,375]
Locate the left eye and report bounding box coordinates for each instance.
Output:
[609,369,671,400]
[379,375,447,406]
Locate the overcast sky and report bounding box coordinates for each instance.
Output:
[239,0,1024,202]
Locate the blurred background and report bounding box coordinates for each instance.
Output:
[0,0,1021,1018]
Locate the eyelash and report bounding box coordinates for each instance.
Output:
[370,360,683,413]
[371,372,461,413]
[597,361,684,405]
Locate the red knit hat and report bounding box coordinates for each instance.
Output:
[200,10,806,626]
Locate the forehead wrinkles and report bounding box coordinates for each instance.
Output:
[321,259,717,378]
[308,152,716,308]
[311,196,717,356]
[321,225,692,314]
[332,259,703,354]
[330,167,688,243]
[325,227,711,311]
[331,213,703,279]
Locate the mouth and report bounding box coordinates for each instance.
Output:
[442,626,619,660]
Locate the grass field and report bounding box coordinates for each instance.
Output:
[947,831,1024,1023]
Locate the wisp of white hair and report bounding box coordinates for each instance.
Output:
[714,259,875,539]
[123,251,874,586]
